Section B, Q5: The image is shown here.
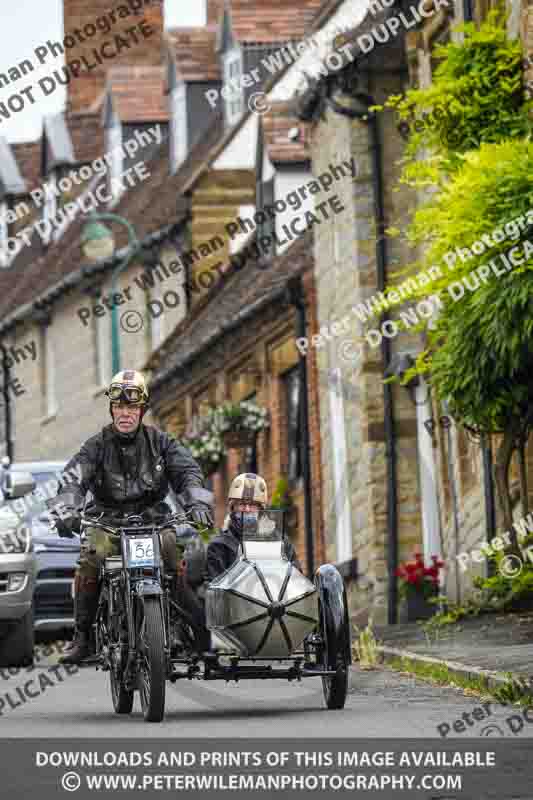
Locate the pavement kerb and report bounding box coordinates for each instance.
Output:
[377,644,516,691]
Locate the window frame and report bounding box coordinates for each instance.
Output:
[223,47,244,126]
[40,323,57,419]
[283,366,303,484]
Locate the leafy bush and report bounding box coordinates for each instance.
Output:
[379,8,531,180]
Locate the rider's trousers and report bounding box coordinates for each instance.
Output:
[77,525,181,579]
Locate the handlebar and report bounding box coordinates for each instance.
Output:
[79,510,198,537]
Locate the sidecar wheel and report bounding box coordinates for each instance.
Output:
[138,598,166,723]
[316,565,351,710]
[110,669,134,714]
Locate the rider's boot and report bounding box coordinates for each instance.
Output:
[60,576,98,665]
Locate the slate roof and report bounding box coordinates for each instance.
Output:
[148,230,313,391]
[0,106,226,329]
[166,27,221,82]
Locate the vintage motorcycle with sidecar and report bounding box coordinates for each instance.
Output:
[80,506,351,722]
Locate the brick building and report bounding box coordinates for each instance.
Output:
[292,0,533,622]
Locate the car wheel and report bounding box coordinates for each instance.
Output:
[0,609,34,667]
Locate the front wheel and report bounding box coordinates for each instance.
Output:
[316,565,351,710]
[138,598,166,722]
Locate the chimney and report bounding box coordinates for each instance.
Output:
[62,0,165,113]
[206,0,225,25]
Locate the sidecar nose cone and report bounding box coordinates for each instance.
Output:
[268,601,285,620]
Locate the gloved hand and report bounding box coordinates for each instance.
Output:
[49,504,80,537]
[187,504,213,528]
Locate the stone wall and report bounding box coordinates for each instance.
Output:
[3,244,185,462]
[309,64,422,624]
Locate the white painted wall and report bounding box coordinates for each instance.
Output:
[274,169,314,253]
[213,114,258,170]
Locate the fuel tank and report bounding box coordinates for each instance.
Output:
[206,533,318,658]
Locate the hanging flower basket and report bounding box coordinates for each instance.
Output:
[173,400,269,473]
[212,400,269,450]
[221,428,257,449]
[175,415,225,478]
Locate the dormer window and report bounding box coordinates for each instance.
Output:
[223,48,244,125]
[42,170,58,246]
[0,201,13,268]
[102,92,123,204]
[170,82,188,172]
[107,122,123,203]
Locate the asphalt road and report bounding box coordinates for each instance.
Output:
[1,643,532,739]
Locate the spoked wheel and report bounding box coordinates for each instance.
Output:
[316,566,351,710]
[138,597,166,722]
[110,657,134,714]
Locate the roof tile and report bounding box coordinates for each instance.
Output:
[229,0,323,44]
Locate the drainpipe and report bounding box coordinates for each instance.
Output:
[287,276,315,577]
[327,91,399,623]
[463,0,474,22]
[482,434,497,576]
[0,343,13,463]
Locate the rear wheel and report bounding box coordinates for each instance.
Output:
[110,663,134,714]
[138,598,166,722]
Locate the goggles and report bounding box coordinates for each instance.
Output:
[107,384,146,404]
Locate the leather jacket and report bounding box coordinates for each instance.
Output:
[55,423,206,517]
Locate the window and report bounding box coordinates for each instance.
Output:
[327,366,352,564]
[223,48,244,126]
[107,122,123,203]
[260,179,275,260]
[333,225,341,264]
[0,201,17,267]
[148,286,165,349]
[42,171,57,246]
[171,82,188,172]
[242,392,258,473]
[92,309,110,388]
[283,367,303,482]
[40,324,57,418]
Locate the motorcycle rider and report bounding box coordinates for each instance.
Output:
[206,473,300,578]
[49,370,213,665]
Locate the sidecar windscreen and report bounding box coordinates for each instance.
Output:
[240,508,284,542]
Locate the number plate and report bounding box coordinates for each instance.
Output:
[128,537,154,567]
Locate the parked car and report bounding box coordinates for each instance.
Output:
[0,466,38,666]
[8,462,82,637]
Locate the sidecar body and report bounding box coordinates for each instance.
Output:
[187,510,352,709]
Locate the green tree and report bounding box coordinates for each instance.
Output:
[377,9,533,548]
